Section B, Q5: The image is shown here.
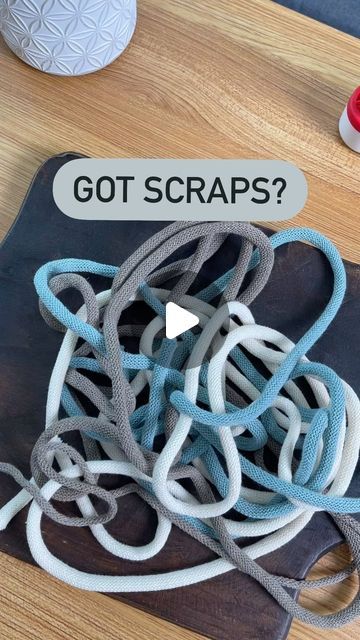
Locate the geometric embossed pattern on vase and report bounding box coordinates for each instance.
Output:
[0,0,136,75]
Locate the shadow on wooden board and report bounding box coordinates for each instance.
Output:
[0,153,359,640]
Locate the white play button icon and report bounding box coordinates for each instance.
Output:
[165,302,200,339]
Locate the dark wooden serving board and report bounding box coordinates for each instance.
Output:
[0,153,359,640]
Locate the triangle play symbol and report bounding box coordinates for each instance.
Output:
[165,302,200,339]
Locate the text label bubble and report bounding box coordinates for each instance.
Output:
[53,159,308,221]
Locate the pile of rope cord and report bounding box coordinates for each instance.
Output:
[0,221,360,629]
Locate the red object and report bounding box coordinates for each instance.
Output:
[347,87,360,132]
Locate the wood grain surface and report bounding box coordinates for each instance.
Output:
[0,0,359,639]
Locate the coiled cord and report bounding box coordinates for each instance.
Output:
[0,222,359,628]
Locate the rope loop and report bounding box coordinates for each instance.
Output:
[0,222,359,628]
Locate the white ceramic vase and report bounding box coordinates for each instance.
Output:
[0,0,137,75]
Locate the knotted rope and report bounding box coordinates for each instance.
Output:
[0,221,359,629]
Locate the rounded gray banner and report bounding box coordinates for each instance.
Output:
[53,159,307,222]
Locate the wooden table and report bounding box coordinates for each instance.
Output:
[0,1,359,638]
